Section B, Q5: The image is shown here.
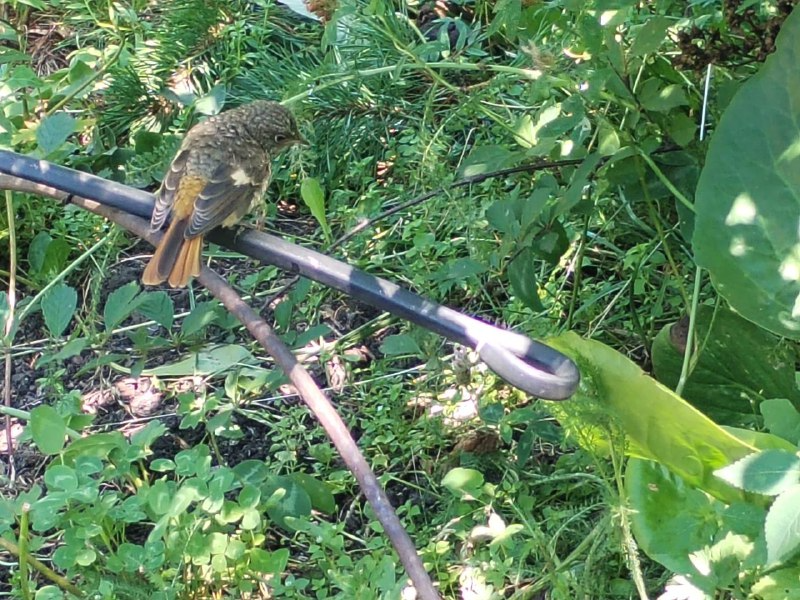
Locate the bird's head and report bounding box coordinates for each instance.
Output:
[245,100,306,153]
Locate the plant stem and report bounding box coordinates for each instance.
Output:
[3,190,16,471]
[676,267,703,396]
[282,60,550,107]
[0,536,84,598]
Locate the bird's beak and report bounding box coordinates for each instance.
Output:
[295,134,309,146]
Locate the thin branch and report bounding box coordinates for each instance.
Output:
[0,174,440,600]
[0,535,84,598]
[330,158,585,251]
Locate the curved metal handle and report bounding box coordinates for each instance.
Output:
[475,340,578,401]
[0,150,580,399]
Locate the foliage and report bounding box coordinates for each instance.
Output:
[2,0,800,598]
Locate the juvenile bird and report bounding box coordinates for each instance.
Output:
[142,100,304,287]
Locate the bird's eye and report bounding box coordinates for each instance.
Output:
[274,133,286,144]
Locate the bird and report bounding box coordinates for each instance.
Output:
[142,100,305,288]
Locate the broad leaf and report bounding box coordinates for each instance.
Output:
[30,405,67,455]
[300,177,331,241]
[137,291,174,330]
[765,484,800,565]
[629,16,672,56]
[379,334,421,356]
[262,476,312,531]
[458,145,516,178]
[508,248,543,311]
[41,283,77,337]
[651,305,800,424]
[753,567,800,598]
[145,344,253,377]
[104,282,142,331]
[36,112,77,155]
[715,450,800,496]
[442,467,485,499]
[761,399,800,445]
[626,458,719,576]
[549,332,755,501]
[694,7,800,338]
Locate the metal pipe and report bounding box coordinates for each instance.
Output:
[0,150,579,399]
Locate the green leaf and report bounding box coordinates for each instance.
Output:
[765,484,800,565]
[250,547,289,574]
[509,248,544,311]
[597,121,621,156]
[667,112,697,147]
[41,283,77,337]
[147,481,173,516]
[626,458,720,575]
[442,467,485,499]
[549,332,756,502]
[233,460,271,485]
[149,459,175,472]
[513,105,560,150]
[30,405,67,455]
[458,145,516,178]
[761,399,800,445]
[195,85,227,116]
[166,485,197,518]
[379,334,421,356]
[137,291,174,329]
[694,8,800,338]
[104,282,142,331]
[61,432,125,465]
[651,305,800,424]
[44,465,77,492]
[300,178,331,241]
[290,473,335,515]
[146,344,253,377]
[638,80,688,112]
[753,567,800,598]
[28,232,52,273]
[485,198,520,234]
[53,60,95,103]
[36,112,77,155]
[433,258,487,283]
[6,65,41,90]
[181,301,217,336]
[37,337,88,367]
[237,484,261,509]
[262,475,312,531]
[629,16,672,56]
[41,239,71,276]
[0,48,32,65]
[715,450,800,496]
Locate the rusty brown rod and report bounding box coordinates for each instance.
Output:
[0,174,440,600]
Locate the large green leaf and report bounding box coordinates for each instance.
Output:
[651,305,800,424]
[625,458,720,576]
[548,332,756,502]
[694,7,800,338]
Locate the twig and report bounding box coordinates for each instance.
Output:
[0,535,84,598]
[330,158,585,251]
[0,174,440,600]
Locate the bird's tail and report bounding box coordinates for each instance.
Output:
[142,219,203,288]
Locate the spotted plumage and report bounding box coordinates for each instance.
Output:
[142,100,304,288]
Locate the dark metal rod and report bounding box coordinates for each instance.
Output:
[0,150,579,399]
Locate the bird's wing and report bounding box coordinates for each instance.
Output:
[150,148,189,231]
[185,159,269,238]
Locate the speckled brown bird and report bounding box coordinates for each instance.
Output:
[142,100,304,288]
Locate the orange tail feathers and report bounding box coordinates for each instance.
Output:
[142,219,203,288]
